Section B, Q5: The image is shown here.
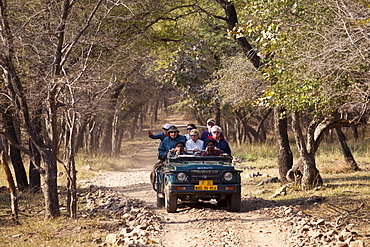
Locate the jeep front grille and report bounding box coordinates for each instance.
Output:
[189,170,221,183]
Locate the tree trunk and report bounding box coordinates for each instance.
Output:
[101,114,113,153]
[215,0,262,69]
[153,100,159,123]
[87,117,99,153]
[69,157,77,217]
[41,148,60,218]
[101,83,125,154]
[64,125,77,217]
[115,128,124,156]
[3,112,28,191]
[290,112,322,190]
[29,141,41,192]
[352,127,358,140]
[234,115,242,146]
[235,110,258,143]
[75,117,89,154]
[0,138,19,223]
[191,110,204,127]
[112,114,120,156]
[256,109,272,143]
[214,99,221,130]
[274,108,293,184]
[130,112,139,139]
[336,128,359,171]
[66,137,77,217]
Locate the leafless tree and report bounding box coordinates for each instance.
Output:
[0,0,105,218]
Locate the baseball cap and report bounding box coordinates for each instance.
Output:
[162,123,172,130]
[207,118,215,124]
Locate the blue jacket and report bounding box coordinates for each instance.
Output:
[203,137,231,155]
[158,135,187,158]
[149,132,168,141]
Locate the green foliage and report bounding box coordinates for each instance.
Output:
[145,1,242,117]
[230,0,370,118]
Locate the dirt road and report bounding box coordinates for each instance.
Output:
[82,141,289,247]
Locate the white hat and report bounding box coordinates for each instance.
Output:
[162,123,172,130]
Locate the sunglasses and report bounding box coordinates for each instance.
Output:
[207,123,214,126]
[190,135,197,137]
[168,131,177,134]
[212,131,220,134]
[187,128,193,130]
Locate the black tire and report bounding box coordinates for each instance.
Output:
[165,190,178,213]
[157,193,165,208]
[228,193,241,212]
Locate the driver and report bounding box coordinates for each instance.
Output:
[200,139,227,156]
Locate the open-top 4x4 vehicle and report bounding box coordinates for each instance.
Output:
[153,155,242,213]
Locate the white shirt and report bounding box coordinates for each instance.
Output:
[185,139,204,154]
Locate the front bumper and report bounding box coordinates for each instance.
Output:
[167,183,241,195]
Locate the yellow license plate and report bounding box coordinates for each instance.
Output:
[194,180,218,191]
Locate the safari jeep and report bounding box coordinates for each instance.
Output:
[153,156,242,213]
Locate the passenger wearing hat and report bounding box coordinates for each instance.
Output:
[158,126,187,160]
[148,123,172,141]
[200,118,224,141]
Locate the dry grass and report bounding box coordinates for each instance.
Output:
[235,139,370,244]
[0,189,120,246]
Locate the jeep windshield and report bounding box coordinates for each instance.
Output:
[167,156,233,166]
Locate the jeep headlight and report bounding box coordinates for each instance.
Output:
[176,172,186,181]
[223,172,233,181]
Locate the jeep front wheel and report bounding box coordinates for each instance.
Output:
[228,193,241,212]
[165,190,178,213]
